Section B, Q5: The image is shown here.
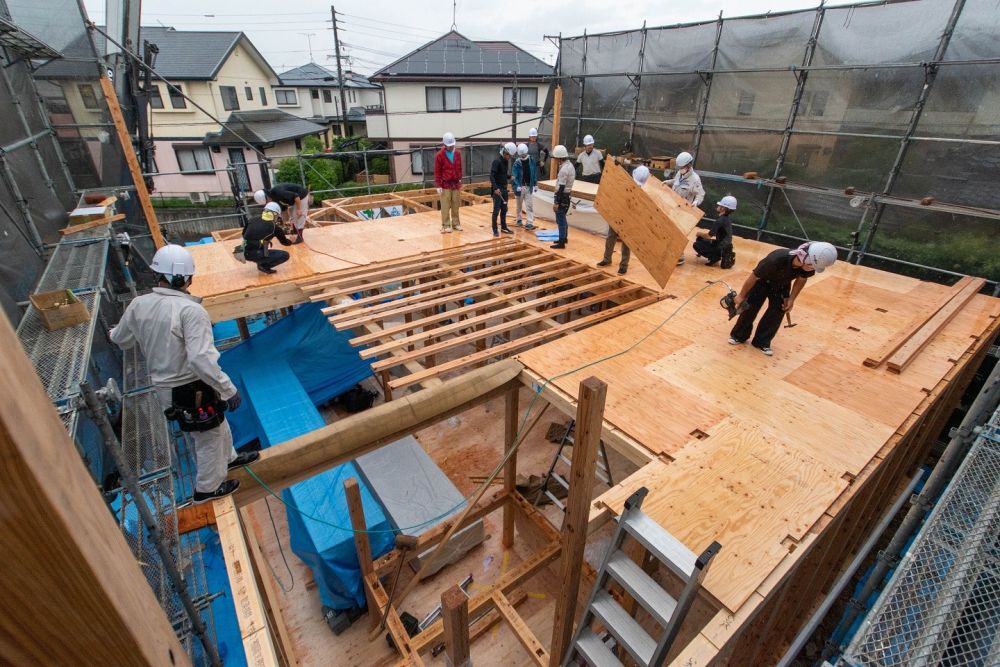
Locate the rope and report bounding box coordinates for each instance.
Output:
[241,279,733,533]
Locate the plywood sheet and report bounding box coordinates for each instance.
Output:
[536,178,599,201]
[593,161,704,288]
[594,417,849,612]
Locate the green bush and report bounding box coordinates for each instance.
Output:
[369,156,389,175]
[273,154,344,205]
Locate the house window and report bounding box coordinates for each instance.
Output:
[220,86,240,111]
[174,146,214,173]
[78,84,99,110]
[148,84,164,109]
[275,89,297,105]
[168,84,186,109]
[259,87,268,106]
[350,90,356,103]
[245,86,253,101]
[426,86,461,112]
[802,90,828,117]
[311,89,319,100]
[409,144,435,175]
[502,87,539,112]
[322,90,332,103]
[737,90,755,116]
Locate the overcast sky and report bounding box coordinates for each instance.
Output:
[82,0,838,74]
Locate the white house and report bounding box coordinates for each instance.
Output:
[273,63,383,141]
[367,31,552,183]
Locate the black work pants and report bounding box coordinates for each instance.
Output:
[693,237,721,262]
[247,248,289,272]
[730,280,789,348]
[491,190,509,233]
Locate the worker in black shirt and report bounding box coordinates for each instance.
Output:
[694,195,737,268]
[254,183,310,243]
[243,202,293,274]
[490,142,517,237]
[729,241,837,356]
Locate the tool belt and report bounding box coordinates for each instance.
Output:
[164,379,227,432]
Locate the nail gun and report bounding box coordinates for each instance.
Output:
[720,290,749,320]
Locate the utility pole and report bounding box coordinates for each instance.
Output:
[331,6,350,137]
[510,71,518,141]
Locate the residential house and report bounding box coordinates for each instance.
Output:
[273,63,383,141]
[367,31,552,183]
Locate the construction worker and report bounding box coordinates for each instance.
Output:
[729,241,838,356]
[551,145,574,249]
[664,151,705,265]
[243,202,293,274]
[512,143,537,230]
[490,142,517,237]
[598,165,649,274]
[434,131,463,233]
[526,127,548,174]
[110,245,257,504]
[694,195,737,268]
[254,183,310,244]
[577,134,604,184]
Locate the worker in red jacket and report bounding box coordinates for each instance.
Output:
[434,132,463,233]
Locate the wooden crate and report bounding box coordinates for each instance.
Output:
[29,290,90,331]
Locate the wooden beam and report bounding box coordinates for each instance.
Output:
[0,313,186,665]
[442,586,471,667]
[215,497,281,667]
[60,212,126,235]
[549,85,562,180]
[203,282,306,323]
[367,573,425,666]
[864,276,973,368]
[344,478,376,630]
[99,75,165,249]
[388,292,665,392]
[373,284,644,372]
[237,317,251,340]
[549,377,608,667]
[493,591,549,666]
[886,277,985,373]
[503,386,519,548]
[396,196,434,213]
[229,359,523,506]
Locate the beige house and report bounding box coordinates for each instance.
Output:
[273,63,383,142]
[367,31,552,183]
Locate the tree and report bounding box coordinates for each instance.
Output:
[273,136,343,204]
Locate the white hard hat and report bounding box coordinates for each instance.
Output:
[151,244,195,281]
[717,195,738,211]
[528,128,538,137]
[253,190,267,206]
[503,142,517,156]
[805,242,838,273]
[632,165,651,186]
[264,202,281,214]
[676,151,694,168]
[442,131,456,147]
[516,143,529,156]
[552,145,569,159]
[583,134,595,146]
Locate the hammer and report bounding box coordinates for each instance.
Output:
[784,313,797,329]
[373,534,420,636]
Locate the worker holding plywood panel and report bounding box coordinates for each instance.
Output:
[663,151,705,266]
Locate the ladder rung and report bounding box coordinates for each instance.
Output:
[557,453,573,467]
[620,511,697,580]
[574,628,624,667]
[590,590,656,667]
[544,491,565,511]
[606,550,678,627]
[595,469,611,485]
[551,472,569,490]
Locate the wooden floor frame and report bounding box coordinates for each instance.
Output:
[308,183,492,224]
[296,239,666,400]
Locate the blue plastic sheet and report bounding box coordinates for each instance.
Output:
[218,302,373,448]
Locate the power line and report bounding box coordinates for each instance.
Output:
[335,11,444,36]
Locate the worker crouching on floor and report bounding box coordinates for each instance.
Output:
[490,142,517,237]
[254,183,310,244]
[693,195,737,269]
[598,165,649,274]
[110,245,258,504]
[434,131,463,233]
[243,202,293,274]
[551,144,574,249]
[729,241,838,356]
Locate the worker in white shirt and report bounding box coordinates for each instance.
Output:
[110,245,257,504]
[664,151,705,265]
[577,134,604,184]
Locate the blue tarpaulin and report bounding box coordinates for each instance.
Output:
[218,302,373,449]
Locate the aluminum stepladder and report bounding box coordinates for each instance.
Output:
[563,487,722,667]
[535,418,614,510]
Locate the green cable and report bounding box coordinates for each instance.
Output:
[242,279,732,534]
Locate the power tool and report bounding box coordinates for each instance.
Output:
[720,290,748,320]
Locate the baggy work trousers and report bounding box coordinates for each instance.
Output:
[554,205,569,243]
[491,189,509,233]
[514,186,534,223]
[602,227,630,270]
[156,387,237,494]
[729,280,790,348]
[439,187,461,229]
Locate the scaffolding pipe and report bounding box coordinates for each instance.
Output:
[856,0,967,259]
[776,469,925,667]
[625,22,647,151]
[691,12,723,161]
[0,153,44,251]
[0,59,57,198]
[819,356,1000,664]
[574,30,587,148]
[79,381,223,667]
